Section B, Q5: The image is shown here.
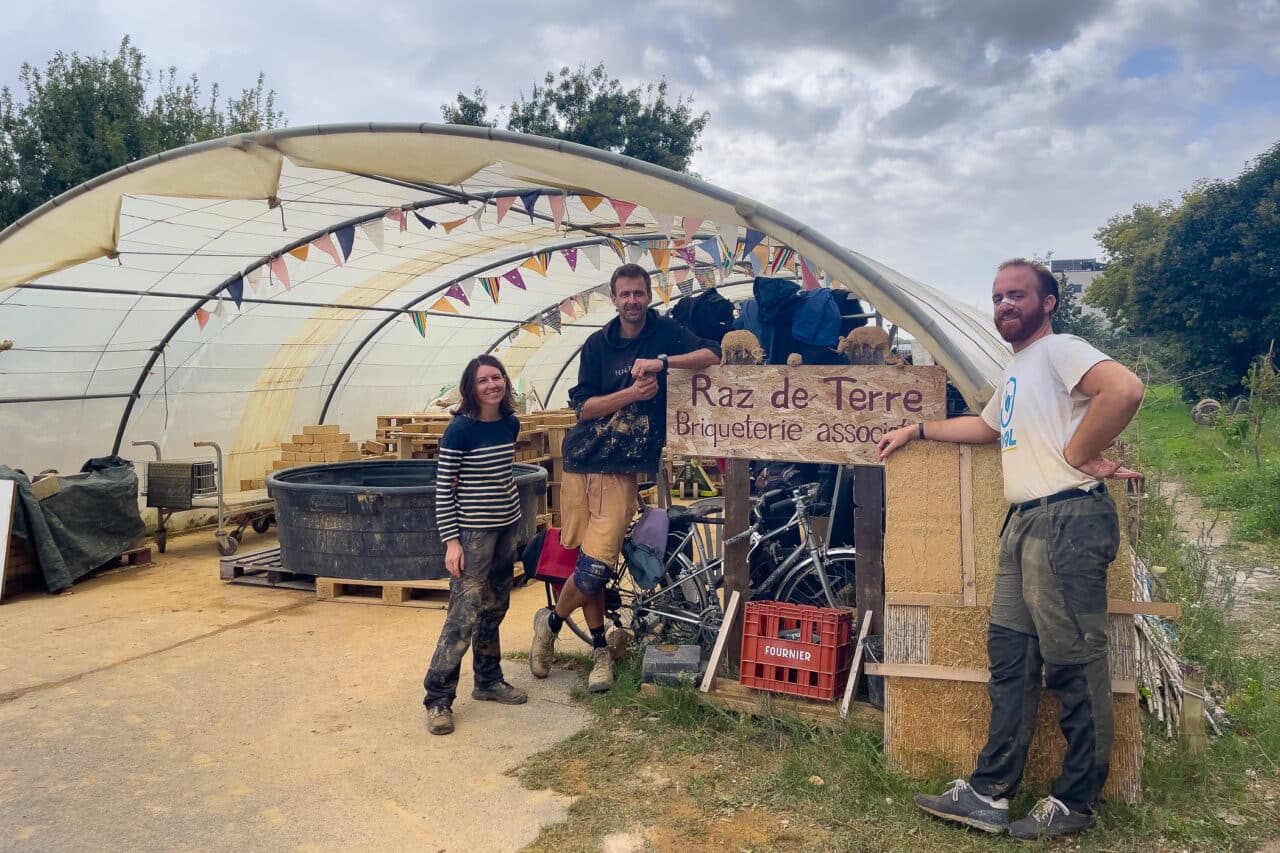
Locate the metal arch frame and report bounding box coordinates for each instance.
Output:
[3,121,1007,425]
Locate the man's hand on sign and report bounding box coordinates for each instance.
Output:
[631,358,665,380]
[631,374,659,402]
[876,424,916,460]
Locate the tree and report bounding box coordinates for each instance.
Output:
[0,36,284,228]
[1085,141,1280,397]
[441,64,709,173]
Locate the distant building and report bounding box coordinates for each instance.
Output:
[1049,258,1109,323]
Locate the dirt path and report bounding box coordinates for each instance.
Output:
[1160,479,1280,652]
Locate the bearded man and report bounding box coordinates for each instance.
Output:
[876,258,1144,841]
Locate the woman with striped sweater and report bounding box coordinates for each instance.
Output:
[423,355,528,735]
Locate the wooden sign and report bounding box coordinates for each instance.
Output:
[666,365,947,465]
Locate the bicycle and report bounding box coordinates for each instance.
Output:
[540,482,857,649]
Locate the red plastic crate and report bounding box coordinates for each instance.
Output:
[739,600,853,701]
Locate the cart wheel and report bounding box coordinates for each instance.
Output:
[230,528,244,542]
[156,529,167,554]
[251,516,272,534]
[216,536,238,557]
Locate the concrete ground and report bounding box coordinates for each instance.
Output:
[0,530,594,852]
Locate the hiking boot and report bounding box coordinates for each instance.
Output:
[530,608,556,679]
[1008,796,1094,841]
[914,779,1009,834]
[426,705,454,736]
[472,680,528,705]
[587,646,614,693]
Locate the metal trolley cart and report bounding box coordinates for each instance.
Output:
[132,440,275,556]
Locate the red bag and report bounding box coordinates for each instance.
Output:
[528,528,578,584]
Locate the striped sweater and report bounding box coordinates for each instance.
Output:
[435,413,521,542]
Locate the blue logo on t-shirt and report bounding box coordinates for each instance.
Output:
[1000,377,1017,451]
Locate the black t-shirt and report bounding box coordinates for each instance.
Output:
[562,309,721,474]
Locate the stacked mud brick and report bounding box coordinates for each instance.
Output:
[256,424,359,486]
[878,442,1143,802]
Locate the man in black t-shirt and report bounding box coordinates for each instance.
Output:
[530,263,721,691]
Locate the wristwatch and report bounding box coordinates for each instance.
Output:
[657,354,669,372]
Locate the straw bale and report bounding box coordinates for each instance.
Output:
[885,679,1142,802]
[929,606,991,669]
[971,444,1005,597]
[884,442,961,594]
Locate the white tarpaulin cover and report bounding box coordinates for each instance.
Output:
[0,124,1008,482]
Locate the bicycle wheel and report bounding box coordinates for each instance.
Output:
[775,549,858,610]
[626,551,721,647]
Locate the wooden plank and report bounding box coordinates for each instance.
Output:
[958,445,977,606]
[0,480,16,604]
[700,589,741,693]
[669,679,883,731]
[840,610,874,718]
[1108,600,1181,617]
[868,663,1137,693]
[884,591,1180,618]
[885,592,966,607]
[722,459,751,667]
[852,465,885,635]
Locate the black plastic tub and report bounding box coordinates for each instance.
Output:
[266,460,547,581]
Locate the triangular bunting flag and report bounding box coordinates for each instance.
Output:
[594,283,612,300]
[654,284,671,306]
[195,307,210,330]
[227,276,244,309]
[414,212,437,230]
[361,219,384,252]
[583,244,601,269]
[722,241,736,275]
[651,211,676,239]
[578,194,604,212]
[335,226,356,261]
[312,233,343,266]
[521,323,543,337]
[562,247,578,271]
[245,267,262,292]
[446,283,470,306]
[626,243,646,263]
[753,244,770,270]
[537,250,553,273]
[682,217,704,242]
[521,255,546,276]
[717,223,738,253]
[698,237,721,268]
[495,196,516,224]
[213,298,226,320]
[800,257,821,290]
[430,297,458,315]
[441,217,469,234]
[519,190,541,223]
[386,208,406,231]
[478,276,501,303]
[650,245,671,273]
[268,256,291,290]
[609,198,638,229]
[559,299,577,320]
[549,195,566,230]
[410,311,428,337]
[471,206,484,230]
[607,238,626,261]
[674,267,691,284]
[676,246,696,268]
[542,308,562,334]
[743,229,766,257]
[676,277,694,297]
[748,251,763,276]
[288,245,309,262]
[770,247,796,274]
[503,269,526,290]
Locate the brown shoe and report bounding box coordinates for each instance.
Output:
[588,647,614,693]
[530,608,556,679]
[472,681,528,705]
[426,705,454,736]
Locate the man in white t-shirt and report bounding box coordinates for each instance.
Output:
[876,258,1144,841]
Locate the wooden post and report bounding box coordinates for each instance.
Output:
[723,458,751,667]
[852,465,885,636]
[1181,665,1208,755]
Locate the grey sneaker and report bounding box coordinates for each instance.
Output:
[472,680,528,705]
[914,779,1009,834]
[1008,796,1094,841]
[530,608,556,679]
[426,705,454,736]
[587,646,614,693]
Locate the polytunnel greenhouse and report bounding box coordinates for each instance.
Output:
[0,123,1009,486]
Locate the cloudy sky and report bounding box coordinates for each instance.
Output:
[4,0,1279,308]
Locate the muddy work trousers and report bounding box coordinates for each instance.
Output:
[968,489,1120,814]
[423,524,518,709]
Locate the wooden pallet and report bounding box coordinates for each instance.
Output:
[316,563,527,609]
[218,546,315,591]
[641,680,883,731]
